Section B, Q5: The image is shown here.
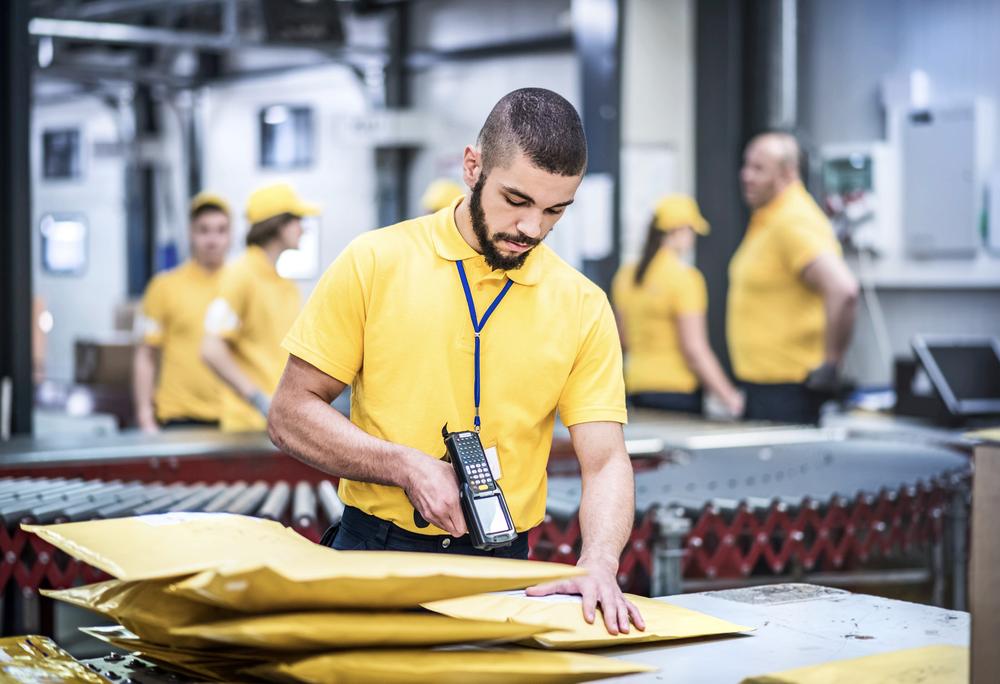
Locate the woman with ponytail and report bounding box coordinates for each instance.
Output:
[612,195,743,417]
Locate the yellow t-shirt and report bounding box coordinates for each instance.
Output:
[205,246,302,432]
[612,250,707,394]
[136,261,223,423]
[727,181,841,383]
[282,198,627,535]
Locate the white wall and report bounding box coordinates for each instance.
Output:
[32,95,127,382]
[799,0,1000,386]
[201,64,375,296]
[620,0,694,261]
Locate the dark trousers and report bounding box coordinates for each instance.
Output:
[160,418,219,429]
[629,390,703,415]
[325,505,530,559]
[741,381,826,425]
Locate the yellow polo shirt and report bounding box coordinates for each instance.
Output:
[137,260,223,423]
[282,198,627,535]
[727,181,841,383]
[612,250,706,394]
[205,245,302,432]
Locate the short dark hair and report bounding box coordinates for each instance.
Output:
[189,203,228,222]
[246,212,296,247]
[477,88,587,177]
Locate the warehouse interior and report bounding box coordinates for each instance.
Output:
[0,1,998,682]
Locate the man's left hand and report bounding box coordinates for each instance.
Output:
[804,361,839,394]
[525,558,645,635]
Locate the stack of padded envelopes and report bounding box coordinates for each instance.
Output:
[28,512,750,683]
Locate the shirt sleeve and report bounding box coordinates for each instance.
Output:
[776,218,838,275]
[557,292,628,427]
[674,267,708,316]
[135,276,166,346]
[282,239,373,385]
[204,268,245,341]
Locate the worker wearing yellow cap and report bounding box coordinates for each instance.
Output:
[421,178,465,213]
[201,182,320,431]
[132,192,232,432]
[612,195,743,417]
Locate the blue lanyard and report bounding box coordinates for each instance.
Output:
[455,260,514,432]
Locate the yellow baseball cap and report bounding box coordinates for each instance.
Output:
[653,194,709,235]
[189,191,231,217]
[245,182,321,224]
[421,179,465,213]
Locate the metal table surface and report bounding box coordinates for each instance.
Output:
[600,584,969,683]
[0,429,276,467]
[548,437,968,514]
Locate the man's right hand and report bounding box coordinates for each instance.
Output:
[402,452,466,537]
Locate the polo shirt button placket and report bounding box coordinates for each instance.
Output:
[441,537,451,549]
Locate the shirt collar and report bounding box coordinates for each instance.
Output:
[430,195,544,287]
[751,180,808,226]
[245,244,279,278]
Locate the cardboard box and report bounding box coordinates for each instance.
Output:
[971,440,1000,683]
[74,335,134,387]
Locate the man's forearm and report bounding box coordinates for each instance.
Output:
[201,336,260,401]
[824,292,858,365]
[132,345,159,428]
[269,390,416,489]
[577,455,634,569]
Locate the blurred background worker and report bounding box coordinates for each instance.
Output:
[132,193,232,433]
[420,178,465,214]
[201,183,319,432]
[728,132,860,425]
[613,195,743,417]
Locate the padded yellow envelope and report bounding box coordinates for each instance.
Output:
[245,648,657,683]
[43,579,233,648]
[168,554,583,612]
[170,610,557,650]
[740,644,968,684]
[24,513,314,580]
[424,592,752,649]
[81,626,263,682]
[0,635,109,684]
[27,513,582,610]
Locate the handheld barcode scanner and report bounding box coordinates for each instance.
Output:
[441,424,518,550]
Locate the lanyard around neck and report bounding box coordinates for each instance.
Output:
[455,260,514,432]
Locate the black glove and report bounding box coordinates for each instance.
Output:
[804,361,839,394]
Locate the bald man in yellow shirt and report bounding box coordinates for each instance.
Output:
[270,88,644,636]
[132,193,232,432]
[728,132,860,424]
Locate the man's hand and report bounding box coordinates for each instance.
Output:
[136,407,160,434]
[526,556,645,635]
[402,452,466,537]
[804,361,839,394]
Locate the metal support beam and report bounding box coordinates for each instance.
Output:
[30,17,237,51]
[375,2,413,227]
[694,1,746,372]
[651,507,691,596]
[48,0,224,21]
[0,0,34,437]
[572,0,623,293]
[694,0,799,372]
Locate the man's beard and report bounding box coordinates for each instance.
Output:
[469,175,541,271]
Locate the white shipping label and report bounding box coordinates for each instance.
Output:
[484,445,502,481]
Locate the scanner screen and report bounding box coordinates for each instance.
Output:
[473,495,512,534]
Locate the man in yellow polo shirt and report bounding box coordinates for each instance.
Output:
[270,88,644,636]
[132,192,231,432]
[728,132,860,424]
[201,182,319,432]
